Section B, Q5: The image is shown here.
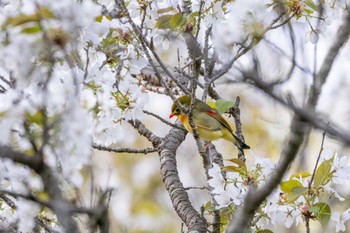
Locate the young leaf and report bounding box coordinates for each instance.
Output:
[288,186,307,202]
[157,7,176,14]
[25,110,44,126]
[170,13,185,30]
[21,25,41,34]
[314,159,333,188]
[290,171,311,180]
[305,0,319,12]
[280,180,303,193]
[222,166,241,173]
[227,158,247,173]
[215,99,235,115]
[2,7,53,29]
[228,158,246,167]
[256,230,274,233]
[204,201,214,211]
[310,202,331,226]
[155,15,172,29]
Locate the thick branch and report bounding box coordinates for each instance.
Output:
[128,119,162,146]
[0,145,41,171]
[158,124,208,232]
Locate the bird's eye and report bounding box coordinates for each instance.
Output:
[175,108,180,114]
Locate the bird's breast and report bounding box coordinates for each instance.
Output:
[177,115,192,132]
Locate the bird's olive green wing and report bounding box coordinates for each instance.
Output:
[205,109,233,132]
[194,99,233,132]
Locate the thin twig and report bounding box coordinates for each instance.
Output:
[308,131,326,191]
[0,75,12,87]
[268,11,297,30]
[184,186,209,191]
[202,26,213,101]
[229,97,247,161]
[195,0,205,39]
[93,144,157,154]
[83,44,90,81]
[0,189,51,208]
[143,110,185,130]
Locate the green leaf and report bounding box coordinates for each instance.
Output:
[215,99,235,115]
[314,159,333,188]
[280,180,303,193]
[25,110,44,126]
[2,7,53,29]
[290,171,311,180]
[21,25,41,34]
[157,7,176,14]
[222,166,241,173]
[288,186,307,202]
[225,158,247,174]
[256,230,274,233]
[155,14,172,29]
[95,15,103,23]
[303,8,314,15]
[222,166,247,176]
[280,180,306,202]
[228,158,246,167]
[310,202,331,226]
[203,201,214,211]
[305,0,319,12]
[170,13,185,30]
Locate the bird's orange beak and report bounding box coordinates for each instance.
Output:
[169,112,175,118]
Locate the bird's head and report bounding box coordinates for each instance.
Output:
[169,95,191,118]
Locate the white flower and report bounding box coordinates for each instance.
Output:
[274,205,300,228]
[16,198,39,233]
[214,189,232,208]
[331,209,350,232]
[203,2,225,26]
[208,163,225,194]
[323,185,345,201]
[332,155,350,185]
[254,156,276,179]
[226,182,246,206]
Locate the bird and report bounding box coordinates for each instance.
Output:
[169,95,250,152]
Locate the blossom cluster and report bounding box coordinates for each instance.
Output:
[207,151,350,232]
[0,0,150,231]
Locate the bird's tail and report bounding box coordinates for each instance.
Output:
[233,134,250,151]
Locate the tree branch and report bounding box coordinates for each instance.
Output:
[229,96,248,161]
[0,145,41,171]
[128,119,162,146]
[158,124,208,232]
[93,144,157,154]
[143,109,185,130]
